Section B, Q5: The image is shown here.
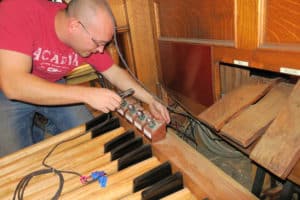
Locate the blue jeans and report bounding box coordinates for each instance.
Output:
[0,91,93,157]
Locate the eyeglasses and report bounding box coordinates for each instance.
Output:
[78,21,108,48]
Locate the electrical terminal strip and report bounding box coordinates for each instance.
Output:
[133,110,152,131]
[116,98,137,116]
[124,103,143,123]
[116,95,167,142]
[143,117,166,142]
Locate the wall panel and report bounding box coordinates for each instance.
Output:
[155,0,235,46]
[257,0,300,52]
[159,41,214,110]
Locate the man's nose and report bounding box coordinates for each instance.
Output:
[96,45,105,53]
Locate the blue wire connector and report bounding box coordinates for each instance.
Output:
[80,171,107,187]
[98,175,108,187]
[91,171,107,187]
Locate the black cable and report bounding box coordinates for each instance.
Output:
[113,26,172,109]
[167,106,223,142]
[12,123,102,200]
[167,124,197,146]
[168,101,243,158]
[168,106,194,120]
[13,168,64,200]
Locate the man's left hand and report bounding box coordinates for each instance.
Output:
[148,99,170,124]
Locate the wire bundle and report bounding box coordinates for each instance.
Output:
[13,168,64,200]
[13,132,88,200]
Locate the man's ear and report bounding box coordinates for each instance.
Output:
[68,18,80,34]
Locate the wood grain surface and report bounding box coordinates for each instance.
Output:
[197,79,276,131]
[250,80,300,178]
[221,82,292,147]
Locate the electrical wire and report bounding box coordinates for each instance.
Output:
[195,122,242,158]
[12,116,111,200]
[113,28,242,157]
[112,27,168,107]
[167,124,197,146]
[13,168,64,200]
[13,132,87,200]
[167,101,242,158]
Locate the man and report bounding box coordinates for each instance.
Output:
[0,0,170,156]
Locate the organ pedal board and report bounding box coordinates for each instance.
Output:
[0,99,257,199]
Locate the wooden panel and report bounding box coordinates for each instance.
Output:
[158,41,214,107]
[252,49,300,71]
[250,80,300,179]
[236,0,259,49]
[108,0,128,27]
[197,79,276,131]
[125,0,159,93]
[155,0,235,42]
[260,0,300,50]
[221,82,293,147]
[213,46,300,74]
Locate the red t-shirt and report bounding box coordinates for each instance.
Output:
[0,0,114,82]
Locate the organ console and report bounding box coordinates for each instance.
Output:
[0,105,257,200]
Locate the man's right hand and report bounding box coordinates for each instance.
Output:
[83,87,122,113]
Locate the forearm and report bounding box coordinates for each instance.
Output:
[0,50,90,105]
[0,51,122,113]
[2,73,90,105]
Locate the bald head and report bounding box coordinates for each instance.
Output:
[66,0,115,28]
[55,0,116,56]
